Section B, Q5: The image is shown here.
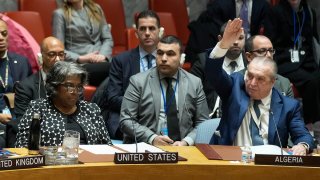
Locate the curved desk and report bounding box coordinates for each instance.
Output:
[1,146,320,180]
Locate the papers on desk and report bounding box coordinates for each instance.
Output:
[79,142,164,155]
[79,145,123,154]
[115,142,165,153]
[250,145,289,158]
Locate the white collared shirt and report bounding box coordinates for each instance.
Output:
[138,46,156,72]
[233,90,272,146]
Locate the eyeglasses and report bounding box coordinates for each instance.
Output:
[45,51,66,60]
[0,30,8,38]
[250,48,276,57]
[60,83,83,94]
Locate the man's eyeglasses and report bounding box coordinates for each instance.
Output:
[46,51,66,60]
[60,83,83,94]
[250,48,276,57]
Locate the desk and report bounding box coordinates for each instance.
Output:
[1,146,320,180]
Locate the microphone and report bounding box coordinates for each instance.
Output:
[269,110,283,155]
[124,109,138,153]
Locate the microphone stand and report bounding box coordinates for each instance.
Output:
[269,110,283,156]
[124,110,138,153]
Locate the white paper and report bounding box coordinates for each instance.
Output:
[79,145,124,154]
[114,142,165,153]
[250,145,289,158]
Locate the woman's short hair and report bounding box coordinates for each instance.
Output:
[46,61,88,97]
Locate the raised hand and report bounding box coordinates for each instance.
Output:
[219,18,243,49]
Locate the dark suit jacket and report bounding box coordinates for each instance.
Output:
[14,71,46,123]
[205,56,314,150]
[190,51,247,112]
[185,0,273,64]
[106,47,141,139]
[1,52,32,111]
[4,52,32,147]
[266,0,319,86]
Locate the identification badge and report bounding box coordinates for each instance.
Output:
[290,49,300,63]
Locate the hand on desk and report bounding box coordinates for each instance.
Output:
[153,135,174,146]
[291,144,307,156]
[172,140,188,146]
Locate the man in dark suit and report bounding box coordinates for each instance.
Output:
[206,19,313,155]
[14,36,65,123]
[106,10,161,139]
[120,35,209,145]
[0,18,32,147]
[185,0,273,64]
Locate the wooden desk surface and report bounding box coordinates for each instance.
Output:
[1,146,320,180]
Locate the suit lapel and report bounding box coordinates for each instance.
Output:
[7,53,16,82]
[150,69,161,121]
[178,69,187,120]
[268,89,283,144]
[130,47,141,74]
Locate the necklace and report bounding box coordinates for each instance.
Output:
[0,58,9,89]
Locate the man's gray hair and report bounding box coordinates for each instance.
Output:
[45,61,88,97]
[250,56,278,80]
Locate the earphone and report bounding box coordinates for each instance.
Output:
[37,53,43,66]
[180,53,186,65]
[159,27,164,38]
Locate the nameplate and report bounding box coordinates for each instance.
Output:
[114,152,178,164]
[255,154,320,167]
[0,155,45,170]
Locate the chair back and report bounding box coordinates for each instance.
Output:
[5,11,45,44]
[95,0,127,55]
[195,118,221,144]
[149,0,190,45]
[126,28,139,50]
[19,0,57,37]
[157,12,178,36]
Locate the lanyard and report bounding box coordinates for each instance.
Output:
[0,58,9,89]
[159,73,179,115]
[293,8,306,49]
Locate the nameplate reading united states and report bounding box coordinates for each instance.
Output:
[0,155,45,170]
[114,152,178,164]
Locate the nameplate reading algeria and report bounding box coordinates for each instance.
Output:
[114,152,178,164]
[255,154,320,167]
[0,155,45,170]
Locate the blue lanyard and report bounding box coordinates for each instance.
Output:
[159,73,179,115]
[293,8,305,49]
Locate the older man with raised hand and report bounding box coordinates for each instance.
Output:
[120,35,209,146]
[206,18,314,155]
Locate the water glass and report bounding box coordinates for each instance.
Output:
[62,130,80,164]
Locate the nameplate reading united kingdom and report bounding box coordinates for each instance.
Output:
[114,152,178,164]
[0,155,45,170]
[255,154,320,167]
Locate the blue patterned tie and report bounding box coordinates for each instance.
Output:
[240,0,250,35]
[145,54,153,69]
[250,100,264,145]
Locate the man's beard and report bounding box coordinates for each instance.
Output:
[225,49,242,60]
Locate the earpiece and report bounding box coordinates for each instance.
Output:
[180,53,186,65]
[37,53,43,66]
[159,27,164,38]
